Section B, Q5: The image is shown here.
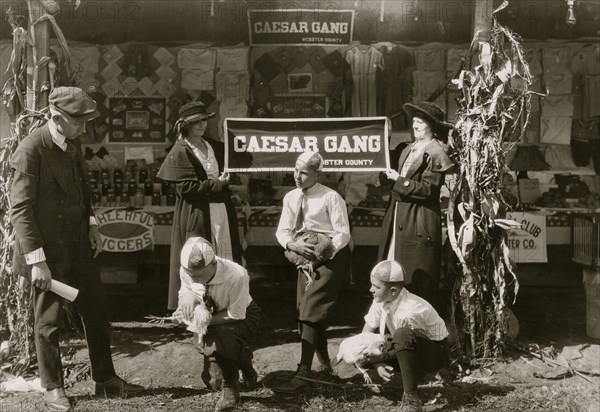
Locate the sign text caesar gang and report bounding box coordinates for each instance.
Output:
[233,135,382,153]
[224,117,390,172]
[248,9,354,46]
[253,21,349,35]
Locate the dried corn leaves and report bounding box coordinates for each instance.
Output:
[0,7,64,374]
[447,3,531,362]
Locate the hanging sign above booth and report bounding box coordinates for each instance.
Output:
[96,209,154,252]
[248,9,355,46]
[224,117,390,172]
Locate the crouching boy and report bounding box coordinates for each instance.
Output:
[360,260,448,412]
[178,237,263,411]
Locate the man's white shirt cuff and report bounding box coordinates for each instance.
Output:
[24,248,46,265]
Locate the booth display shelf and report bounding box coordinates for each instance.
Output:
[94,205,586,248]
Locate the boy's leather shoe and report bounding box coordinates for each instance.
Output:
[215,383,240,411]
[272,364,310,394]
[44,387,72,412]
[94,375,144,396]
[398,391,423,412]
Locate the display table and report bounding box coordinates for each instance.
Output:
[241,206,575,247]
[350,207,574,246]
[92,205,583,285]
[94,205,580,248]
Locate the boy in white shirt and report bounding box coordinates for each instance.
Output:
[178,237,263,412]
[273,151,351,394]
[360,260,448,412]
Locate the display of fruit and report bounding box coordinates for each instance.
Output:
[576,193,600,210]
[537,191,569,208]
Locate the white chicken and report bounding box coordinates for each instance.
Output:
[146,298,213,345]
[170,294,213,345]
[335,332,387,383]
[189,299,213,345]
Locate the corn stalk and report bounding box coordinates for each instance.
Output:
[447,1,530,362]
[0,3,68,375]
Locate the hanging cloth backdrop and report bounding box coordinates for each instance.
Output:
[224,117,390,172]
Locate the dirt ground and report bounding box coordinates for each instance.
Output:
[1,269,600,412]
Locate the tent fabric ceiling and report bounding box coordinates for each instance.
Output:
[0,0,598,44]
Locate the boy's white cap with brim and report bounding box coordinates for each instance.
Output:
[180,237,215,274]
[370,260,405,283]
[296,151,324,172]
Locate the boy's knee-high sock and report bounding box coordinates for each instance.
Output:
[315,324,330,366]
[214,355,239,387]
[300,322,317,367]
[396,350,419,394]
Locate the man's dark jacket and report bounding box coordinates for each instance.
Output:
[10,124,93,278]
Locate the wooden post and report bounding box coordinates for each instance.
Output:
[472,0,493,44]
[26,0,50,110]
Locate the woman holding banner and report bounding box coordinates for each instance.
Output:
[157,102,241,311]
[379,102,454,310]
[274,151,351,394]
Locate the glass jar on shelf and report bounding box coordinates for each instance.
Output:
[92,188,101,205]
[127,179,138,196]
[139,168,148,183]
[101,180,110,197]
[134,188,144,208]
[144,179,153,196]
[114,179,123,196]
[152,190,162,206]
[106,189,115,206]
[113,168,123,185]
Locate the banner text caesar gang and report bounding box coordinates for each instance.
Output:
[233,135,382,153]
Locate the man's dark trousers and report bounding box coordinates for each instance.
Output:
[35,253,116,389]
[10,126,116,389]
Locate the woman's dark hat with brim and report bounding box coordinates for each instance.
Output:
[178,101,215,124]
[403,102,454,131]
[174,101,215,135]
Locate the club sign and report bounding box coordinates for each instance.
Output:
[96,209,154,252]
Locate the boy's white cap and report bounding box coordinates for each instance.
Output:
[180,237,215,273]
[296,151,324,172]
[370,260,405,283]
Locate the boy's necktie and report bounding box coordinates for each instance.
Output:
[379,307,394,336]
[294,190,307,233]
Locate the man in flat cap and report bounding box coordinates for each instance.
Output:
[10,86,143,411]
[360,260,448,412]
[177,236,262,411]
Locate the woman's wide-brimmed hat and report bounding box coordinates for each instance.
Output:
[174,101,215,136]
[178,101,215,124]
[403,102,454,132]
